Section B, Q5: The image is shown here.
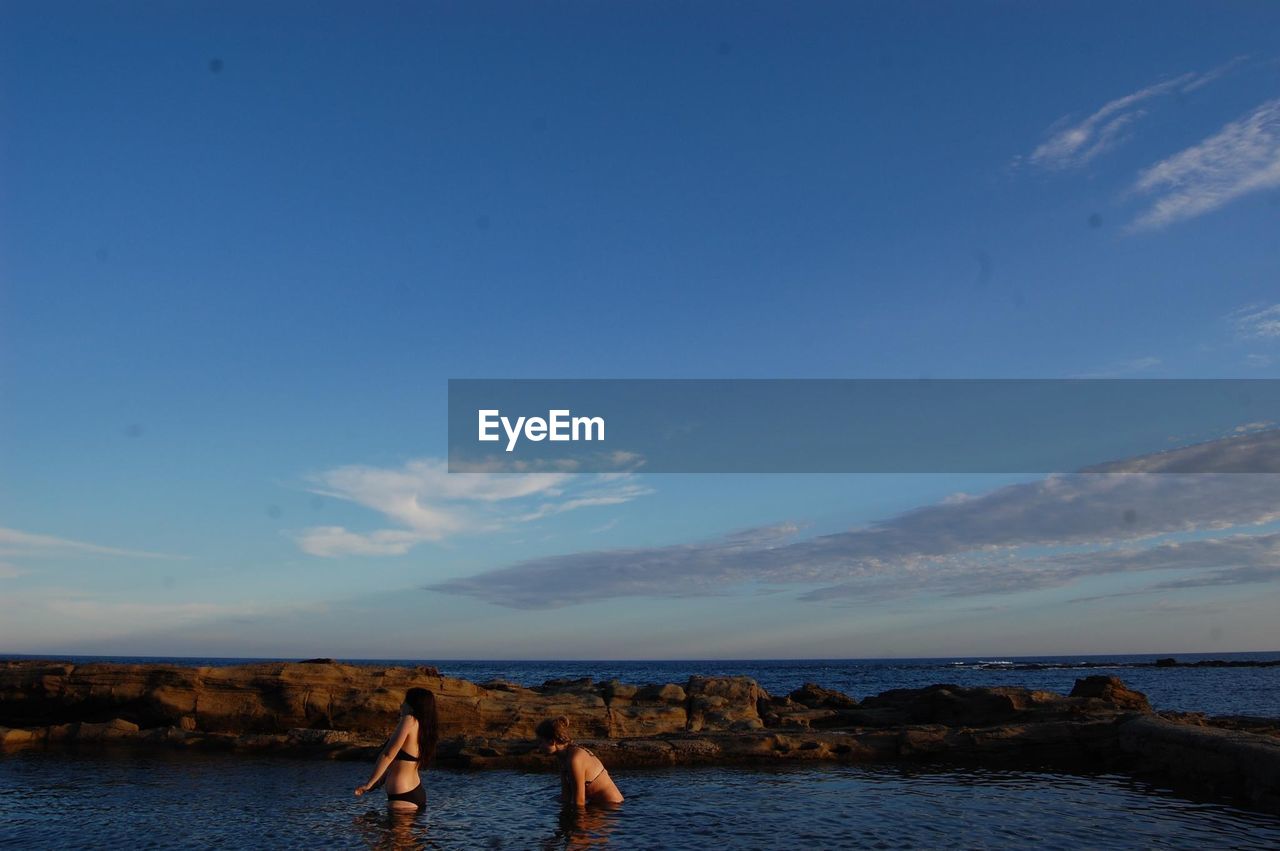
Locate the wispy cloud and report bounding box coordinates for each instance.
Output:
[429,430,1280,609]
[1151,562,1280,589]
[1180,55,1251,92]
[1021,60,1244,171]
[801,533,1280,602]
[1080,426,1280,473]
[44,597,328,626]
[1230,303,1280,339]
[1129,99,1280,230]
[294,457,650,557]
[0,527,180,559]
[0,586,329,641]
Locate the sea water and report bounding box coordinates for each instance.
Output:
[2,750,1279,849]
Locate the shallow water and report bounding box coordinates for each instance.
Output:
[2,750,1278,849]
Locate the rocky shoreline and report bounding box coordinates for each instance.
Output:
[1,660,1277,814]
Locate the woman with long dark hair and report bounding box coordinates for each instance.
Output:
[354,687,439,811]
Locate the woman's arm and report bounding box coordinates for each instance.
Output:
[354,715,413,796]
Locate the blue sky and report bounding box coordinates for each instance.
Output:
[2,2,1279,658]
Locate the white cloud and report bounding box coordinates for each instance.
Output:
[1130,99,1280,230]
[1180,55,1250,92]
[295,527,428,558]
[294,457,651,558]
[1230,303,1280,339]
[0,561,25,579]
[1023,60,1243,171]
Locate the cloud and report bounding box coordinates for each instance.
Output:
[801,533,1280,603]
[0,527,180,559]
[44,597,328,626]
[1230,303,1280,339]
[979,531,1279,592]
[448,450,646,474]
[1080,426,1280,473]
[1180,55,1250,92]
[294,457,651,557]
[1023,60,1243,171]
[0,561,25,579]
[428,430,1280,609]
[1129,99,1280,230]
[1061,540,1280,603]
[295,527,428,558]
[0,586,329,641]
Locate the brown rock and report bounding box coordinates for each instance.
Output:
[788,682,859,710]
[861,684,1053,725]
[1069,676,1153,713]
[636,683,686,703]
[685,676,765,732]
[73,718,140,742]
[0,726,38,746]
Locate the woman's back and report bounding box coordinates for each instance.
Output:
[385,716,420,794]
[565,745,624,804]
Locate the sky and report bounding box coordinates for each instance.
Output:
[1,2,1279,659]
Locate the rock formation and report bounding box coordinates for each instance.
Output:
[1,660,1276,814]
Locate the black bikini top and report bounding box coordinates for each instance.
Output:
[388,734,419,762]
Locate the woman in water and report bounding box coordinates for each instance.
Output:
[354,687,439,811]
[536,715,624,806]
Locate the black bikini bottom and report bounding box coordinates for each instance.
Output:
[387,783,426,809]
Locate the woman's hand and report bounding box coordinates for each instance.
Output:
[354,784,369,797]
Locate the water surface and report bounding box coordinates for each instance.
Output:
[3,750,1279,849]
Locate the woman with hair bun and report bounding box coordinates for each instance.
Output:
[535,715,624,806]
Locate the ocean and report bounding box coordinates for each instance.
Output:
[2,652,1278,848]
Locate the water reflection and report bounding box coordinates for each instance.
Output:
[542,802,621,849]
[354,807,431,850]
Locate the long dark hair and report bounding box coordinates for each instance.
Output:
[404,687,439,765]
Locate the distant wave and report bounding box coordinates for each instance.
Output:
[946,660,1135,672]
